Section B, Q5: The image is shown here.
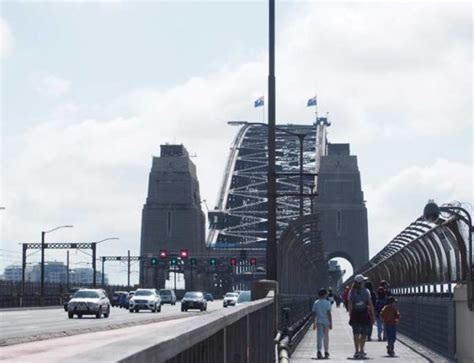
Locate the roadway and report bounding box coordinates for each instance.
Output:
[0,300,224,346]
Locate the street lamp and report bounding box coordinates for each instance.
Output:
[41,225,73,303]
[228,121,311,216]
[93,237,119,288]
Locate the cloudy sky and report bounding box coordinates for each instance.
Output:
[1,1,472,284]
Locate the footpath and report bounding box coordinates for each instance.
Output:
[291,306,449,362]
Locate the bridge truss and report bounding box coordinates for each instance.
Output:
[208,121,329,250]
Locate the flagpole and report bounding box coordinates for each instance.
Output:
[315,94,318,123]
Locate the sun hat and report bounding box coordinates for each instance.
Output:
[354,274,368,283]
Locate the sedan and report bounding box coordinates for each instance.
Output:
[129,289,161,313]
[181,291,207,312]
[223,292,239,307]
[67,289,110,319]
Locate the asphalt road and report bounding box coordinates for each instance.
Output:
[0,300,224,346]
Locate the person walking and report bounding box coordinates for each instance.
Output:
[380,297,400,357]
[312,288,333,359]
[375,287,387,341]
[327,287,335,305]
[348,274,375,359]
[364,281,377,341]
[341,286,350,311]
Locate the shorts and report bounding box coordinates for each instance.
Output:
[351,324,368,335]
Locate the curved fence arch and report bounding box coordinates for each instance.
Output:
[347,203,473,309]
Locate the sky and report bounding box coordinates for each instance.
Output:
[1,0,472,285]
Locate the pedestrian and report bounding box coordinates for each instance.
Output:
[380,297,400,357]
[364,281,377,341]
[327,287,335,305]
[374,286,387,341]
[312,288,333,359]
[341,285,350,311]
[348,274,375,359]
[379,280,392,297]
[335,293,342,308]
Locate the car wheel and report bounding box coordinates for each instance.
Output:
[181,306,185,312]
[129,309,133,313]
[157,305,161,312]
[135,308,139,313]
[78,314,82,318]
[68,312,74,319]
[96,311,101,319]
[104,306,110,318]
[200,306,203,312]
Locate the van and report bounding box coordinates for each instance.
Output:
[159,289,177,305]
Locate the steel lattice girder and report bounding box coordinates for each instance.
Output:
[208,124,319,249]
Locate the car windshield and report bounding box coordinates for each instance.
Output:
[184,292,203,299]
[225,293,238,298]
[159,290,171,295]
[135,290,154,296]
[73,290,100,299]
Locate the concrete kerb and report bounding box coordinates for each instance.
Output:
[0,305,62,312]
[69,295,274,363]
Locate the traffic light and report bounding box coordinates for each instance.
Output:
[250,257,257,265]
[230,258,237,266]
[209,257,217,266]
[180,248,189,260]
[170,257,178,266]
[190,258,197,266]
[159,249,168,259]
[150,257,158,266]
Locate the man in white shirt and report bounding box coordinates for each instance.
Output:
[312,288,333,359]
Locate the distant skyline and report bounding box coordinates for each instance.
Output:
[1,1,472,285]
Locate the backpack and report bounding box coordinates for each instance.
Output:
[350,288,369,311]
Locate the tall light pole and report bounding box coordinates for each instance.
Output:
[267,0,277,281]
[41,225,73,304]
[93,237,119,287]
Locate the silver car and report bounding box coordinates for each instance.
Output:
[223,292,239,307]
[129,288,161,313]
[159,289,177,305]
[67,289,110,319]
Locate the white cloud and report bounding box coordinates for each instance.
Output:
[0,18,13,57]
[366,159,473,256]
[1,2,472,284]
[34,74,71,97]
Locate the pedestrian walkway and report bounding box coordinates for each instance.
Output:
[291,306,428,362]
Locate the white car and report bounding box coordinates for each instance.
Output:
[223,292,239,307]
[129,288,161,313]
[67,288,110,319]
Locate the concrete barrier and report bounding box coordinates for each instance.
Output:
[454,285,474,363]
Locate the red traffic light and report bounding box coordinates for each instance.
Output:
[230,258,237,266]
[250,257,257,265]
[159,249,168,259]
[180,248,189,260]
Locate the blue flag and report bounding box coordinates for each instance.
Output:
[307,96,317,107]
[254,96,264,108]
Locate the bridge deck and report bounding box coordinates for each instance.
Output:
[292,306,432,362]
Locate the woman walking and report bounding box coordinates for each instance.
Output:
[348,274,375,359]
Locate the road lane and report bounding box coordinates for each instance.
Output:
[0,300,224,346]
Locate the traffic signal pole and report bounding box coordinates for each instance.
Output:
[127,250,131,288]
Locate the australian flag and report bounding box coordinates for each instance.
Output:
[254,96,264,108]
[307,96,317,107]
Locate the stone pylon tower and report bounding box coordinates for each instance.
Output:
[315,143,369,272]
[139,144,206,289]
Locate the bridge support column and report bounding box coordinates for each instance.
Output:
[454,285,474,363]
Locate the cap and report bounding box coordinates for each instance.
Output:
[354,274,368,283]
[318,288,327,296]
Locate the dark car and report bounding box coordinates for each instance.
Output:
[119,291,134,309]
[181,291,207,312]
[204,293,214,302]
[63,287,81,311]
[112,291,127,307]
